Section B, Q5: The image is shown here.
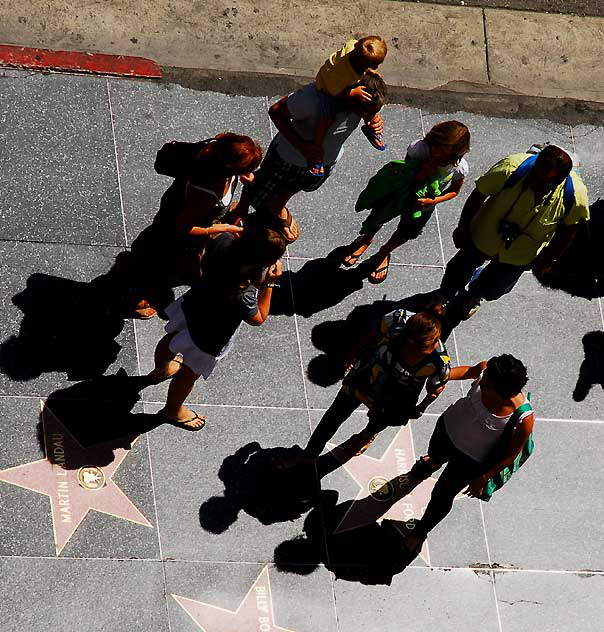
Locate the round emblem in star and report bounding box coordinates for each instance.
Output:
[368,476,394,501]
[77,466,106,490]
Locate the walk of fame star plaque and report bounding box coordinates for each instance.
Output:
[173,566,296,631]
[0,400,152,555]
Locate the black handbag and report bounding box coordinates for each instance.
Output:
[154,138,214,178]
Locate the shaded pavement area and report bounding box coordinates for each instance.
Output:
[1,68,604,631]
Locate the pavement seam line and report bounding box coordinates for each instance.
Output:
[270,90,341,628]
[482,8,492,84]
[108,75,173,632]
[106,78,130,248]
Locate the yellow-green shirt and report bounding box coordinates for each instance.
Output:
[315,39,363,96]
[471,153,589,265]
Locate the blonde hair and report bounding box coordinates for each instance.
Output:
[352,36,388,67]
[425,121,470,156]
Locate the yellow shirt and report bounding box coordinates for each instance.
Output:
[471,153,590,265]
[315,39,363,96]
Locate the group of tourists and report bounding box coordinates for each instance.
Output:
[117,35,589,555]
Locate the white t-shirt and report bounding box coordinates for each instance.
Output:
[272,83,362,168]
[406,139,469,189]
[443,375,531,463]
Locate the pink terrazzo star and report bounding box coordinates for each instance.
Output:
[0,400,152,555]
[173,566,295,632]
[327,424,466,566]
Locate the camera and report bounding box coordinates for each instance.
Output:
[498,220,521,248]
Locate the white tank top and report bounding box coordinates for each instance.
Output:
[186,176,236,207]
[443,376,530,463]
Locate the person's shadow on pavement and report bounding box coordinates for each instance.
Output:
[0,270,132,382]
[573,331,604,402]
[273,488,418,585]
[269,252,375,318]
[536,199,604,299]
[198,442,322,533]
[39,368,162,469]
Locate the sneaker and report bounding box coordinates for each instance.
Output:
[459,293,482,320]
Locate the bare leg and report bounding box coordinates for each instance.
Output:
[370,227,408,283]
[269,191,299,242]
[160,364,205,429]
[342,228,379,265]
[147,333,182,382]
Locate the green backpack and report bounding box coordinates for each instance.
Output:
[481,396,534,502]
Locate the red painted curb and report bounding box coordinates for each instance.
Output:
[0,44,162,78]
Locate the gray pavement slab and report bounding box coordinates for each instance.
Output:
[495,570,604,632]
[332,566,500,632]
[0,240,138,397]
[571,125,604,200]
[452,273,604,420]
[483,420,604,571]
[145,404,316,563]
[0,70,124,246]
[0,557,169,632]
[164,561,338,632]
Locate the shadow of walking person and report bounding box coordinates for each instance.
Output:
[573,331,604,402]
[269,253,370,318]
[0,270,131,382]
[39,368,162,469]
[273,488,417,585]
[536,199,604,299]
[199,442,322,533]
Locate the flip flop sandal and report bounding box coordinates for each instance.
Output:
[308,161,325,177]
[361,124,387,151]
[147,357,183,384]
[132,299,157,320]
[159,410,206,431]
[368,254,390,285]
[354,433,379,456]
[277,208,299,244]
[342,253,361,267]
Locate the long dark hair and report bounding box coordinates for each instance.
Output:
[197,132,263,179]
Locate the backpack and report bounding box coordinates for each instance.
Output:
[480,395,534,502]
[154,138,214,178]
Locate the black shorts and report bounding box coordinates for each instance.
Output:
[248,141,334,212]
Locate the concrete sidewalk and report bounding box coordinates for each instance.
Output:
[1,0,603,114]
[1,66,604,632]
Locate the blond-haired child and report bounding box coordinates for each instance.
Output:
[310,36,388,176]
